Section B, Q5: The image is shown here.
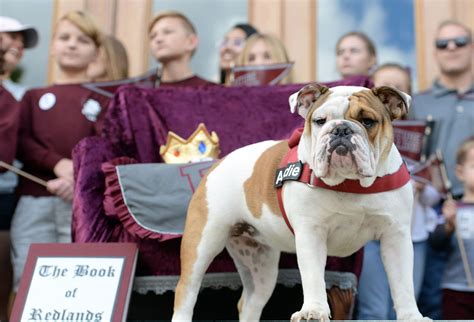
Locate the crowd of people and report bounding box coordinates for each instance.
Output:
[0,8,473,320]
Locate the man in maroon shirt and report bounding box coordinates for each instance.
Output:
[148,10,214,86]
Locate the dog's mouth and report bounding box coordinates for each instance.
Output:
[326,138,358,175]
[328,137,356,156]
[313,133,375,179]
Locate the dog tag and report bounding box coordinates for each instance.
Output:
[274,161,303,188]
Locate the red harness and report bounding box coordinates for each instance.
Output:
[276,128,411,235]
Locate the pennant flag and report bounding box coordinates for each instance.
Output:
[393,119,434,162]
[82,68,160,98]
[410,150,452,195]
[231,62,293,86]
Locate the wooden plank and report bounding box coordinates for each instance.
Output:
[453,0,474,73]
[282,0,316,83]
[115,0,153,77]
[248,0,316,83]
[85,0,117,34]
[414,0,427,91]
[453,0,474,32]
[414,0,454,91]
[248,0,284,38]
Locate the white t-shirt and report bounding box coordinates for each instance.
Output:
[412,183,441,242]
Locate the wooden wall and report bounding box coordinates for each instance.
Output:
[248,0,317,83]
[414,0,474,90]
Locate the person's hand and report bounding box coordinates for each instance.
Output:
[412,180,425,192]
[53,159,73,180]
[442,198,457,234]
[47,177,74,201]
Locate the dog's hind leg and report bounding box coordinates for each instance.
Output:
[172,180,231,321]
[227,236,280,321]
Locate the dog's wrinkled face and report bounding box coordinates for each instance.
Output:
[289,84,410,181]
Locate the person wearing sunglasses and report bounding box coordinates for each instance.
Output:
[409,20,474,319]
[435,35,471,51]
[411,19,473,201]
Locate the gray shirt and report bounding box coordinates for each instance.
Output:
[409,80,474,197]
[432,203,474,292]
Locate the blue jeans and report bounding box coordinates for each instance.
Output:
[417,243,447,319]
[355,240,428,319]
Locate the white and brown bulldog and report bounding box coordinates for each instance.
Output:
[172,84,430,321]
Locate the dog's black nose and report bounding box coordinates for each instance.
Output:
[330,124,353,138]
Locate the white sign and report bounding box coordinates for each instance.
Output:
[11,243,137,322]
[21,257,124,321]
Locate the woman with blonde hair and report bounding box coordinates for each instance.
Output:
[236,33,293,84]
[87,34,129,81]
[10,10,108,295]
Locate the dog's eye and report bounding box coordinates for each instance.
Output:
[313,118,326,126]
[361,118,376,128]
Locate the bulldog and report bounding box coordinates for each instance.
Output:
[172,84,430,321]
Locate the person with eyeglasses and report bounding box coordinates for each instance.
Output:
[219,23,258,85]
[409,20,474,319]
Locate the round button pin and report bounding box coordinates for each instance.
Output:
[81,98,101,122]
[38,93,56,110]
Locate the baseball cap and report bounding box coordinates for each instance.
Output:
[0,16,39,48]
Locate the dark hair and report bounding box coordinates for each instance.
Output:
[233,23,258,39]
[336,31,376,57]
[219,23,258,83]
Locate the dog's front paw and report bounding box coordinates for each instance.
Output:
[290,303,330,322]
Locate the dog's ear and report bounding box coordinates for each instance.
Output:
[289,83,329,118]
[371,86,411,120]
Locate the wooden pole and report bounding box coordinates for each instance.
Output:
[0,161,48,187]
[436,150,474,288]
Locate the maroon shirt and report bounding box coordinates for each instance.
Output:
[0,85,19,168]
[160,75,217,87]
[17,84,110,196]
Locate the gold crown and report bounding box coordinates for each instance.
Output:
[159,123,220,163]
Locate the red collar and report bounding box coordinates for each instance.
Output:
[276,128,411,234]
